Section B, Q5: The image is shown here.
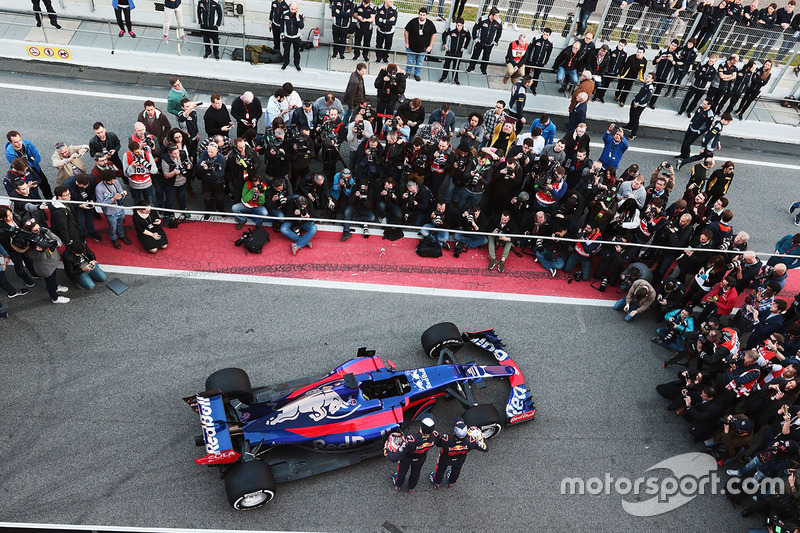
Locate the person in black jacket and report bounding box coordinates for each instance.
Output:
[666,38,697,98]
[63,241,107,290]
[586,44,610,102]
[280,2,304,71]
[88,122,124,178]
[374,0,398,63]
[487,210,518,272]
[615,46,647,105]
[649,40,679,108]
[466,8,502,75]
[624,72,655,139]
[330,0,353,60]
[677,53,718,115]
[553,41,585,93]
[392,415,440,493]
[716,59,755,115]
[439,18,471,84]
[523,29,553,95]
[197,0,222,60]
[375,64,407,123]
[683,386,726,442]
[50,186,81,252]
[596,40,627,103]
[735,60,772,119]
[352,0,376,61]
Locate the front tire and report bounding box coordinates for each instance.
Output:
[224,461,276,510]
[461,404,503,439]
[421,322,464,359]
[205,368,253,404]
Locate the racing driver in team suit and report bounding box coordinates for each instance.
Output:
[392,414,439,493]
[430,418,487,489]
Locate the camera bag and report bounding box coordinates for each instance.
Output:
[235,226,270,254]
[415,235,443,258]
[383,227,404,241]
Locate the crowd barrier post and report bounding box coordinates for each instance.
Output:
[768,41,800,95]
[595,1,613,41]
[699,15,727,63]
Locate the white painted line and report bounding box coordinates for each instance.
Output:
[588,142,800,170]
[0,82,168,103]
[100,264,616,307]
[0,523,304,533]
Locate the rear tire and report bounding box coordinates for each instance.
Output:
[224,461,276,510]
[205,368,253,404]
[462,404,503,439]
[421,322,464,359]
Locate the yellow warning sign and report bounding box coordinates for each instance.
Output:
[26,46,72,60]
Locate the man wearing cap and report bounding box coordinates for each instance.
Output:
[430,418,487,489]
[392,414,440,493]
[467,7,503,76]
[404,8,438,82]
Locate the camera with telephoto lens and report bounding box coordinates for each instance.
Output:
[358,183,368,198]
[251,182,264,196]
[298,204,309,217]
[728,258,743,270]
[432,212,444,226]
[766,513,799,533]
[598,277,609,292]
[465,212,475,225]
[385,118,394,129]
[11,228,57,253]
[354,121,365,138]
[274,189,287,208]
[720,415,737,427]
[755,265,776,281]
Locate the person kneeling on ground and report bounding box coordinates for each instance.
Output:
[133,201,169,254]
[232,175,269,230]
[613,278,656,322]
[62,241,107,290]
[653,306,695,351]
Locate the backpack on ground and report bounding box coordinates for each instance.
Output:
[235,226,270,253]
[415,234,442,258]
[382,227,404,241]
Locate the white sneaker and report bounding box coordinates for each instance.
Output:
[512,23,520,31]
[162,35,168,44]
[56,285,69,293]
[52,296,70,304]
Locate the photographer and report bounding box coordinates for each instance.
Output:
[457,150,494,212]
[441,141,473,205]
[347,113,375,171]
[533,165,567,214]
[382,114,410,144]
[445,202,487,257]
[698,327,741,377]
[704,414,754,464]
[653,307,696,352]
[17,218,69,304]
[613,278,656,322]
[420,201,452,250]
[225,137,258,204]
[730,250,762,292]
[95,169,130,248]
[264,127,292,181]
[62,241,106,290]
[426,138,454,199]
[380,131,406,180]
[341,178,376,241]
[619,262,653,292]
[265,178,289,229]
[161,144,191,213]
[683,386,725,443]
[400,180,431,227]
[536,140,567,179]
[767,233,800,271]
[652,213,694,280]
[747,300,789,350]
[330,168,355,215]
[374,175,402,224]
[735,280,783,330]
[353,135,383,184]
[123,139,157,207]
[673,229,715,283]
[197,141,227,217]
[534,224,569,277]
[0,205,35,289]
[319,108,346,180]
[374,63,406,124]
[455,113,485,152]
[50,142,89,186]
[280,195,316,255]
[290,126,314,187]
[593,235,634,291]
[4,157,43,198]
[650,161,676,193]
[49,186,81,252]
[10,180,48,227]
[298,173,333,219]
[563,223,602,282]
[657,369,707,411]
[232,175,269,230]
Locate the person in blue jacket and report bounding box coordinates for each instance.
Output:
[768,233,800,269]
[5,130,53,198]
[530,114,556,145]
[597,123,629,171]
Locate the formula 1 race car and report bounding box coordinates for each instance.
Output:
[184,323,536,510]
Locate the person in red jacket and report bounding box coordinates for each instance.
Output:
[696,275,739,325]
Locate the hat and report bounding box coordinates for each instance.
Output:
[55,142,67,150]
[420,414,435,433]
[734,419,754,434]
[22,218,37,230]
[303,100,312,107]
[454,418,468,439]
[457,140,471,152]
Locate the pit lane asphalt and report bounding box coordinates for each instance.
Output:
[0,275,761,532]
[0,69,788,532]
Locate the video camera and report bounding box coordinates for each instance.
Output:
[11,227,58,253]
[755,265,776,281]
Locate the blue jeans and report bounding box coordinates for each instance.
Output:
[375,201,402,223]
[535,250,565,271]
[425,0,446,16]
[343,205,376,233]
[130,185,155,206]
[656,327,686,351]
[280,220,317,249]
[267,208,285,226]
[576,8,593,35]
[406,49,427,77]
[563,252,591,280]
[420,224,449,245]
[76,264,108,290]
[105,210,126,241]
[164,182,187,210]
[74,206,96,238]
[556,67,578,88]
[454,232,488,249]
[232,203,269,226]
[614,297,640,322]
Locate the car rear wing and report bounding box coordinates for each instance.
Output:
[462,329,536,425]
[185,392,241,466]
